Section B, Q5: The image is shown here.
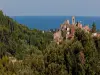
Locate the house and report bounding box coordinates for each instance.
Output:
[83,25,90,33]
[92,32,100,37]
[76,22,82,29]
[66,25,75,39]
[97,33,100,37]
[92,33,97,37]
[53,30,63,44]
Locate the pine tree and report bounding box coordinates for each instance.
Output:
[92,22,96,33]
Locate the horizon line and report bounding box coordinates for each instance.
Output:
[9,15,100,17]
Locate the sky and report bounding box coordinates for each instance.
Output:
[0,0,100,16]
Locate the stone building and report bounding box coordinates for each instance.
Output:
[53,16,92,44]
[54,16,76,44]
[83,25,90,33]
[53,30,63,44]
[72,16,75,25]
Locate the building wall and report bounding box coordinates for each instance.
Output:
[72,16,75,25]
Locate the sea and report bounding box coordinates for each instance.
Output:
[11,16,100,30]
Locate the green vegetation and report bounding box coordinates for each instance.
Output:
[92,22,96,33]
[0,10,100,75]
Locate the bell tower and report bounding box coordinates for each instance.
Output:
[72,16,75,25]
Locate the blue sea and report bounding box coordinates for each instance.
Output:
[11,16,100,30]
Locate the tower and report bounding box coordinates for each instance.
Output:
[72,16,75,25]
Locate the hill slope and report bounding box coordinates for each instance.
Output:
[0,10,100,75]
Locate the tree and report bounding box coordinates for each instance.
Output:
[91,22,96,33]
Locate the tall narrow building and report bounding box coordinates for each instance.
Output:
[72,16,75,25]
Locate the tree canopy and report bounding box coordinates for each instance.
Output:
[0,10,100,75]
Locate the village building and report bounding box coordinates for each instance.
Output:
[72,16,75,25]
[92,33,97,37]
[53,16,99,44]
[83,25,90,33]
[53,30,63,44]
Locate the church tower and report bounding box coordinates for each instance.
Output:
[72,16,75,25]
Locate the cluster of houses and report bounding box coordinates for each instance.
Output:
[53,16,100,44]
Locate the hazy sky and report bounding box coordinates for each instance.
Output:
[0,0,100,16]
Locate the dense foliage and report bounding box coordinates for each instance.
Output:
[0,10,100,75]
[92,22,96,33]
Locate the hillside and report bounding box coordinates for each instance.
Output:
[0,10,100,75]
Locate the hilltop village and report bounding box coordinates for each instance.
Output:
[53,16,100,44]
